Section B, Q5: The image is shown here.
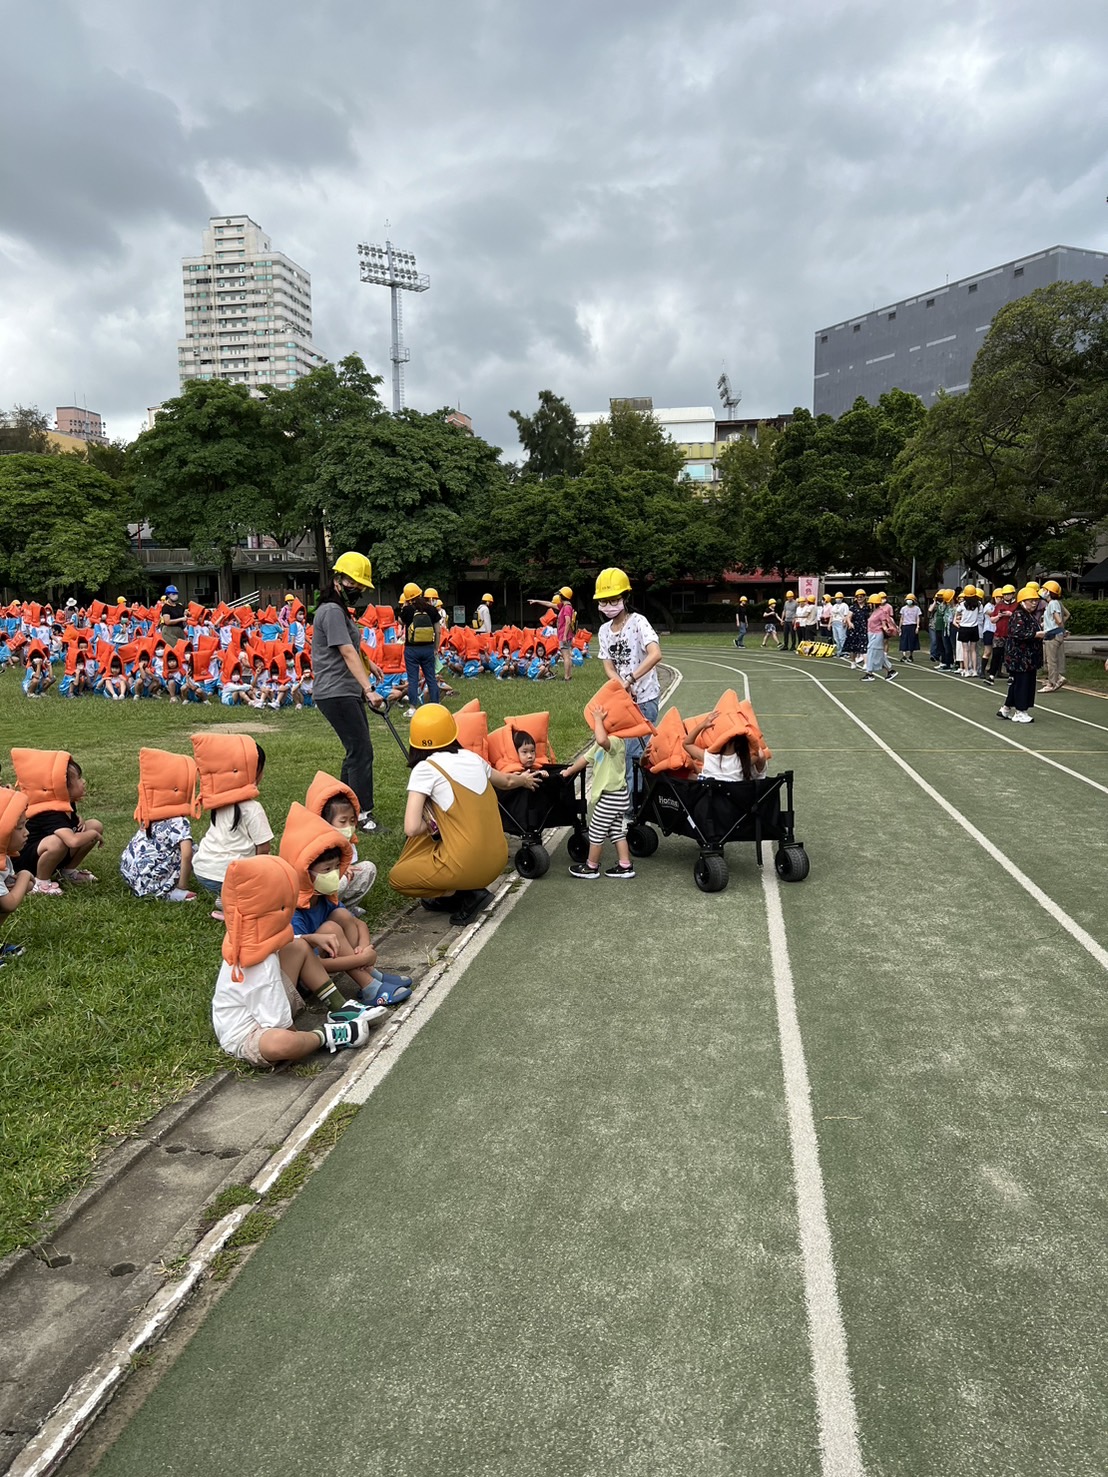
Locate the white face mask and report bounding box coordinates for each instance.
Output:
[599,600,624,619]
[312,869,342,896]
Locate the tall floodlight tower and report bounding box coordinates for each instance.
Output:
[357,237,430,413]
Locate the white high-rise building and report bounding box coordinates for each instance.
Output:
[177,215,326,393]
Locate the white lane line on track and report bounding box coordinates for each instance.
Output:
[761,869,865,1477]
[675,652,1108,973]
[683,651,1108,794]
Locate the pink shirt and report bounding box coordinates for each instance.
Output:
[867,607,897,636]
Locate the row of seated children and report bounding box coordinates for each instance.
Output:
[437,620,592,682]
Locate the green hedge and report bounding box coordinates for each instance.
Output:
[1059,597,1108,635]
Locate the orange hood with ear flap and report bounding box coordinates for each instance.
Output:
[278,802,353,907]
[305,771,359,822]
[191,733,260,810]
[134,748,201,827]
[0,787,29,867]
[221,855,299,982]
[11,749,73,818]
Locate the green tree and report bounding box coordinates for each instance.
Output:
[714,423,783,557]
[0,406,51,454]
[733,392,926,577]
[315,408,507,588]
[0,454,139,596]
[890,280,1108,580]
[262,354,385,584]
[582,402,687,479]
[129,379,288,599]
[508,389,585,479]
[485,464,729,616]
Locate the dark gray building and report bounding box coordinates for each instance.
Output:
[813,244,1108,418]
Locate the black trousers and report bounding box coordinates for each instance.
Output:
[315,696,375,812]
[1004,670,1036,713]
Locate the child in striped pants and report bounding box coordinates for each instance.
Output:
[561,703,635,880]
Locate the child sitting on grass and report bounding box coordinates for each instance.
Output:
[10,751,104,895]
[191,736,273,920]
[211,854,380,1067]
[280,803,412,1007]
[682,710,770,781]
[0,787,35,950]
[561,703,635,880]
[103,652,128,701]
[304,772,378,908]
[120,748,200,901]
[23,647,54,698]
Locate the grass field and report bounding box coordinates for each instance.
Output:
[0,668,602,1255]
[90,636,1108,1477]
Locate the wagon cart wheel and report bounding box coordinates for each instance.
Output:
[515,844,550,879]
[774,844,810,882]
[566,832,590,864]
[627,823,660,857]
[693,853,729,893]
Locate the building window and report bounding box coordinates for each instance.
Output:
[968,283,978,293]
[820,334,828,343]
[887,311,896,320]
[926,298,935,307]
[1014,266,1024,277]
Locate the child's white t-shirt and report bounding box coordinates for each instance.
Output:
[193,799,273,882]
[211,955,293,1055]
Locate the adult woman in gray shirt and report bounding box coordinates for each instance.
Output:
[312,552,387,834]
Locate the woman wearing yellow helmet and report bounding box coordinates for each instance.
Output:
[312,553,387,834]
[398,581,441,716]
[953,586,982,678]
[1039,581,1069,693]
[997,588,1045,723]
[389,704,544,925]
[595,569,662,800]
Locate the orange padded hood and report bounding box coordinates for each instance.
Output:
[134,748,201,827]
[0,787,29,867]
[305,770,359,821]
[191,733,260,810]
[221,855,298,982]
[11,749,72,818]
[583,680,656,740]
[641,707,695,776]
[278,802,353,907]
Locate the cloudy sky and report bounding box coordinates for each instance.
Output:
[2,0,1107,454]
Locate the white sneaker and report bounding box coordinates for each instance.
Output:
[404,706,417,718]
[996,707,1011,719]
[1011,711,1034,723]
[321,1016,374,1052]
[1053,676,1067,690]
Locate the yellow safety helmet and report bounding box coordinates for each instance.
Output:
[116,596,127,605]
[1002,584,1017,595]
[961,584,976,598]
[408,703,458,751]
[768,598,777,605]
[785,589,795,598]
[481,592,494,604]
[739,596,748,604]
[332,551,374,588]
[1016,585,1039,603]
[973,586,984,598]
[905,594,916,603]
[878,591,887,599]
[551,594,562,606]
[868,593,884,605]
[400,582,423,602]
[834,592,844,600]
[423,586,439,601]
[594,567,631,600]
[1025,580,1040,592]
[1041,579,1062,596]
[855,588,866,597]
[559,586,573,600]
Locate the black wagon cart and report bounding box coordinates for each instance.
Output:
[496,763,589,878]
[627,766,810,893]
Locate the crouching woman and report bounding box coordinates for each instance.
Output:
[389,704,542,927]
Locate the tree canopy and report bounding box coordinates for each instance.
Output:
[890,280,1108,580]
[129,379,288,598]
[0,454,139,596]
[0,406,51,455]
[509,389,584,480]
